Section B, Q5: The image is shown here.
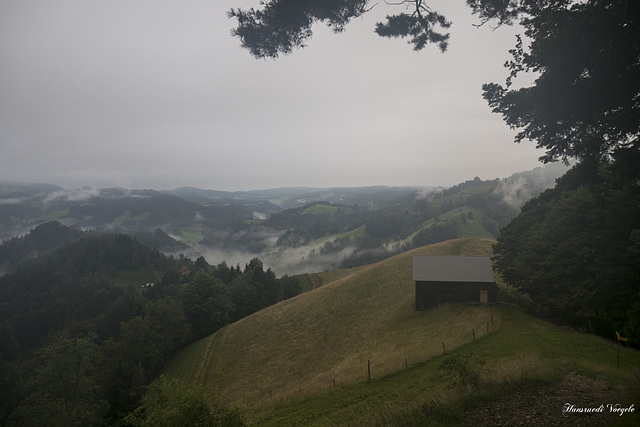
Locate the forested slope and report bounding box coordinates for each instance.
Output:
[0,226,302,425]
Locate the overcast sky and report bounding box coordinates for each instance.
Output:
[0,0,546,191]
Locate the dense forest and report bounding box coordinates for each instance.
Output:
[0,225,300,425]
[494,159,640,344]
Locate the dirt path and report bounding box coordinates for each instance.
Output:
[463,372,636,426]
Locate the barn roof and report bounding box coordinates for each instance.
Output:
[413,255,494,283]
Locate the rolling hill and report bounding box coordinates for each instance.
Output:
[191,166,567,275]
[164,239,498,404]
[164,238,640,425]
[0,184,281,242]
[1,165,567,277]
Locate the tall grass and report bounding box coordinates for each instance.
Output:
[164,239,497,406]
[163,237,640,425]
[255,305,640,426]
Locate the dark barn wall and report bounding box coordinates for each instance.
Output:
[415,281,497,310]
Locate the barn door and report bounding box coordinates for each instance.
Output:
[479,291,488,304]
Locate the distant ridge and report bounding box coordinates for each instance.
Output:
[163,185,425,209]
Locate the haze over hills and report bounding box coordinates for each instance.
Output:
[0,163,568,275]
[163,186,426,209]
[3,161,639,426]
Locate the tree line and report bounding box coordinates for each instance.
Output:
[226,0,640,343]
[0,225,300,425]
[493,160,640,342]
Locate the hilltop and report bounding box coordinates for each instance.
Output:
[165,239,497,404]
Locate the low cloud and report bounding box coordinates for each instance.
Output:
[181,238,359,276]
[493,177,533,209]
[494,164,569,209]
[415,187,440,200]
[43,187,101,203]
[0,197,29,205]
[253,211,268,220]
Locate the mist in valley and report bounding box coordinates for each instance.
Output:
[0,163,568,277]
[170,164,569,276]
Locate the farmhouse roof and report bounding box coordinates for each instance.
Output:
[413,255,494,283]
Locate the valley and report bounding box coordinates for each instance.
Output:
[0,164,566,276]
[2,162,638,426]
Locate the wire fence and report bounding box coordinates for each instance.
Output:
[267,312,496,398]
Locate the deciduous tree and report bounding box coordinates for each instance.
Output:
[180,273,232,338]
[229,0,640,170]
[493,163,640,339]
[125,375,244,427]
[10,337,109,426]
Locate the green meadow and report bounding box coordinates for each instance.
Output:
[164,238,640,425]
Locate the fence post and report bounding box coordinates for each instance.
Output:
[405,358,408,369]
[442,341,446,353]
[487,322,490,333]
[472,329,475,340]
[368,360,371,382]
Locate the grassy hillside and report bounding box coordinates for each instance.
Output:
[165,237,640,425]
[255,305,640,426]
[164,239,498,404]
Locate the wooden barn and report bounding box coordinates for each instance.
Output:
[413,255,497,310]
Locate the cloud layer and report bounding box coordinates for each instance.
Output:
[1,1,544,191]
